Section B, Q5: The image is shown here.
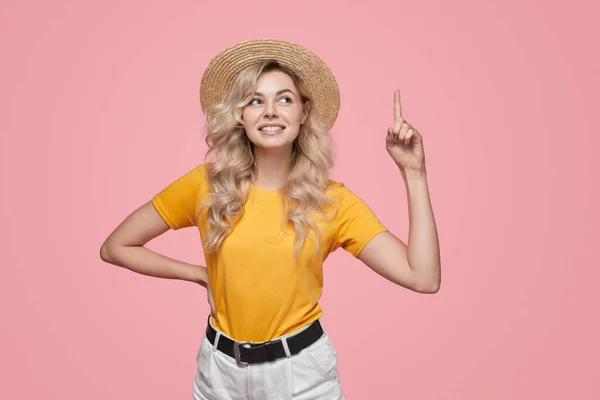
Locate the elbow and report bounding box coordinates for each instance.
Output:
[420,282,440,294]
[99,241,115,264]
[410,263,441,294]
[414,277,441,294]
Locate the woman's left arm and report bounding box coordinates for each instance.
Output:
[357,89,441,294]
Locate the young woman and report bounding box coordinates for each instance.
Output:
[100,38,441,400]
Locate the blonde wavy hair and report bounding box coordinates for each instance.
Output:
[199,61,336,258]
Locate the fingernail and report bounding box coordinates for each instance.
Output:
[387,128,390,136]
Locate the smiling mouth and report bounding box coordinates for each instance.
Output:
[259,126,285,134]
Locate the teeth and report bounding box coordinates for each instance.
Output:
[260,126,284,131]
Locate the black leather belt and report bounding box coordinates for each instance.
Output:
[205,316,324,366]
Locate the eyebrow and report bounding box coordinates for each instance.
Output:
[253,89,295,97]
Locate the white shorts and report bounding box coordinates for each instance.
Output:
[193,318,345,399]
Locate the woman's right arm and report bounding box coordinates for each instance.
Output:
[99,201,209,288]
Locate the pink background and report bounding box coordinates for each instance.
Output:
[1,0,598,398]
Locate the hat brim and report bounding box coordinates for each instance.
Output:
[199,38,340,132]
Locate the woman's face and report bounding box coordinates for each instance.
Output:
[241,69,308,152]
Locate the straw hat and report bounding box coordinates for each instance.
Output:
[199,38,340,132]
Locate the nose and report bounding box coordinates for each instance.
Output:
[263,100,278,118]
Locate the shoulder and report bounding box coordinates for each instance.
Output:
[155,162,210,195]
[324,180,366,213]
[325,180,360,200]
[190,162,209,177]
[180,163,210,184]
[190,163,212,196]
[325,179,345,194]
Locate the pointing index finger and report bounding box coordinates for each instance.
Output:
[394,89,403,121]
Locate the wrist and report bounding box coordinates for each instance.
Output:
[194,266,209,287]
[177,263,208,286]
[399,166,427,179]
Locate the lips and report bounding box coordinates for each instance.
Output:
[258,124,286,135]
[258,124,285,130]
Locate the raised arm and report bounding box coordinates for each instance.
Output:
[357,170,440,294]
[357,89,440,294]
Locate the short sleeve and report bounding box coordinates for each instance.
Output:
[151,164,206,230]
[334,185,388,257]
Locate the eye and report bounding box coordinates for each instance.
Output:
[249,98,261,105]
[279,96,292,104]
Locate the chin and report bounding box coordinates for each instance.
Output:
[255,140,294,150]
[249,132,297,150]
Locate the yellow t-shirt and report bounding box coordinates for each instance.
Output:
[152,164,388,342]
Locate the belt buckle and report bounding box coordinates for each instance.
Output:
[233,341,252,367]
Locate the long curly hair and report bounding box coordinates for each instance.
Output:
[199,60,336,258]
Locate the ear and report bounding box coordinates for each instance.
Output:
[301,102,309,125]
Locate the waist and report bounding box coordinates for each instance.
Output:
[206,314,326,366]
[210,304,323,342]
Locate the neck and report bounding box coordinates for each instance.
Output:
[253,146,294,190]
